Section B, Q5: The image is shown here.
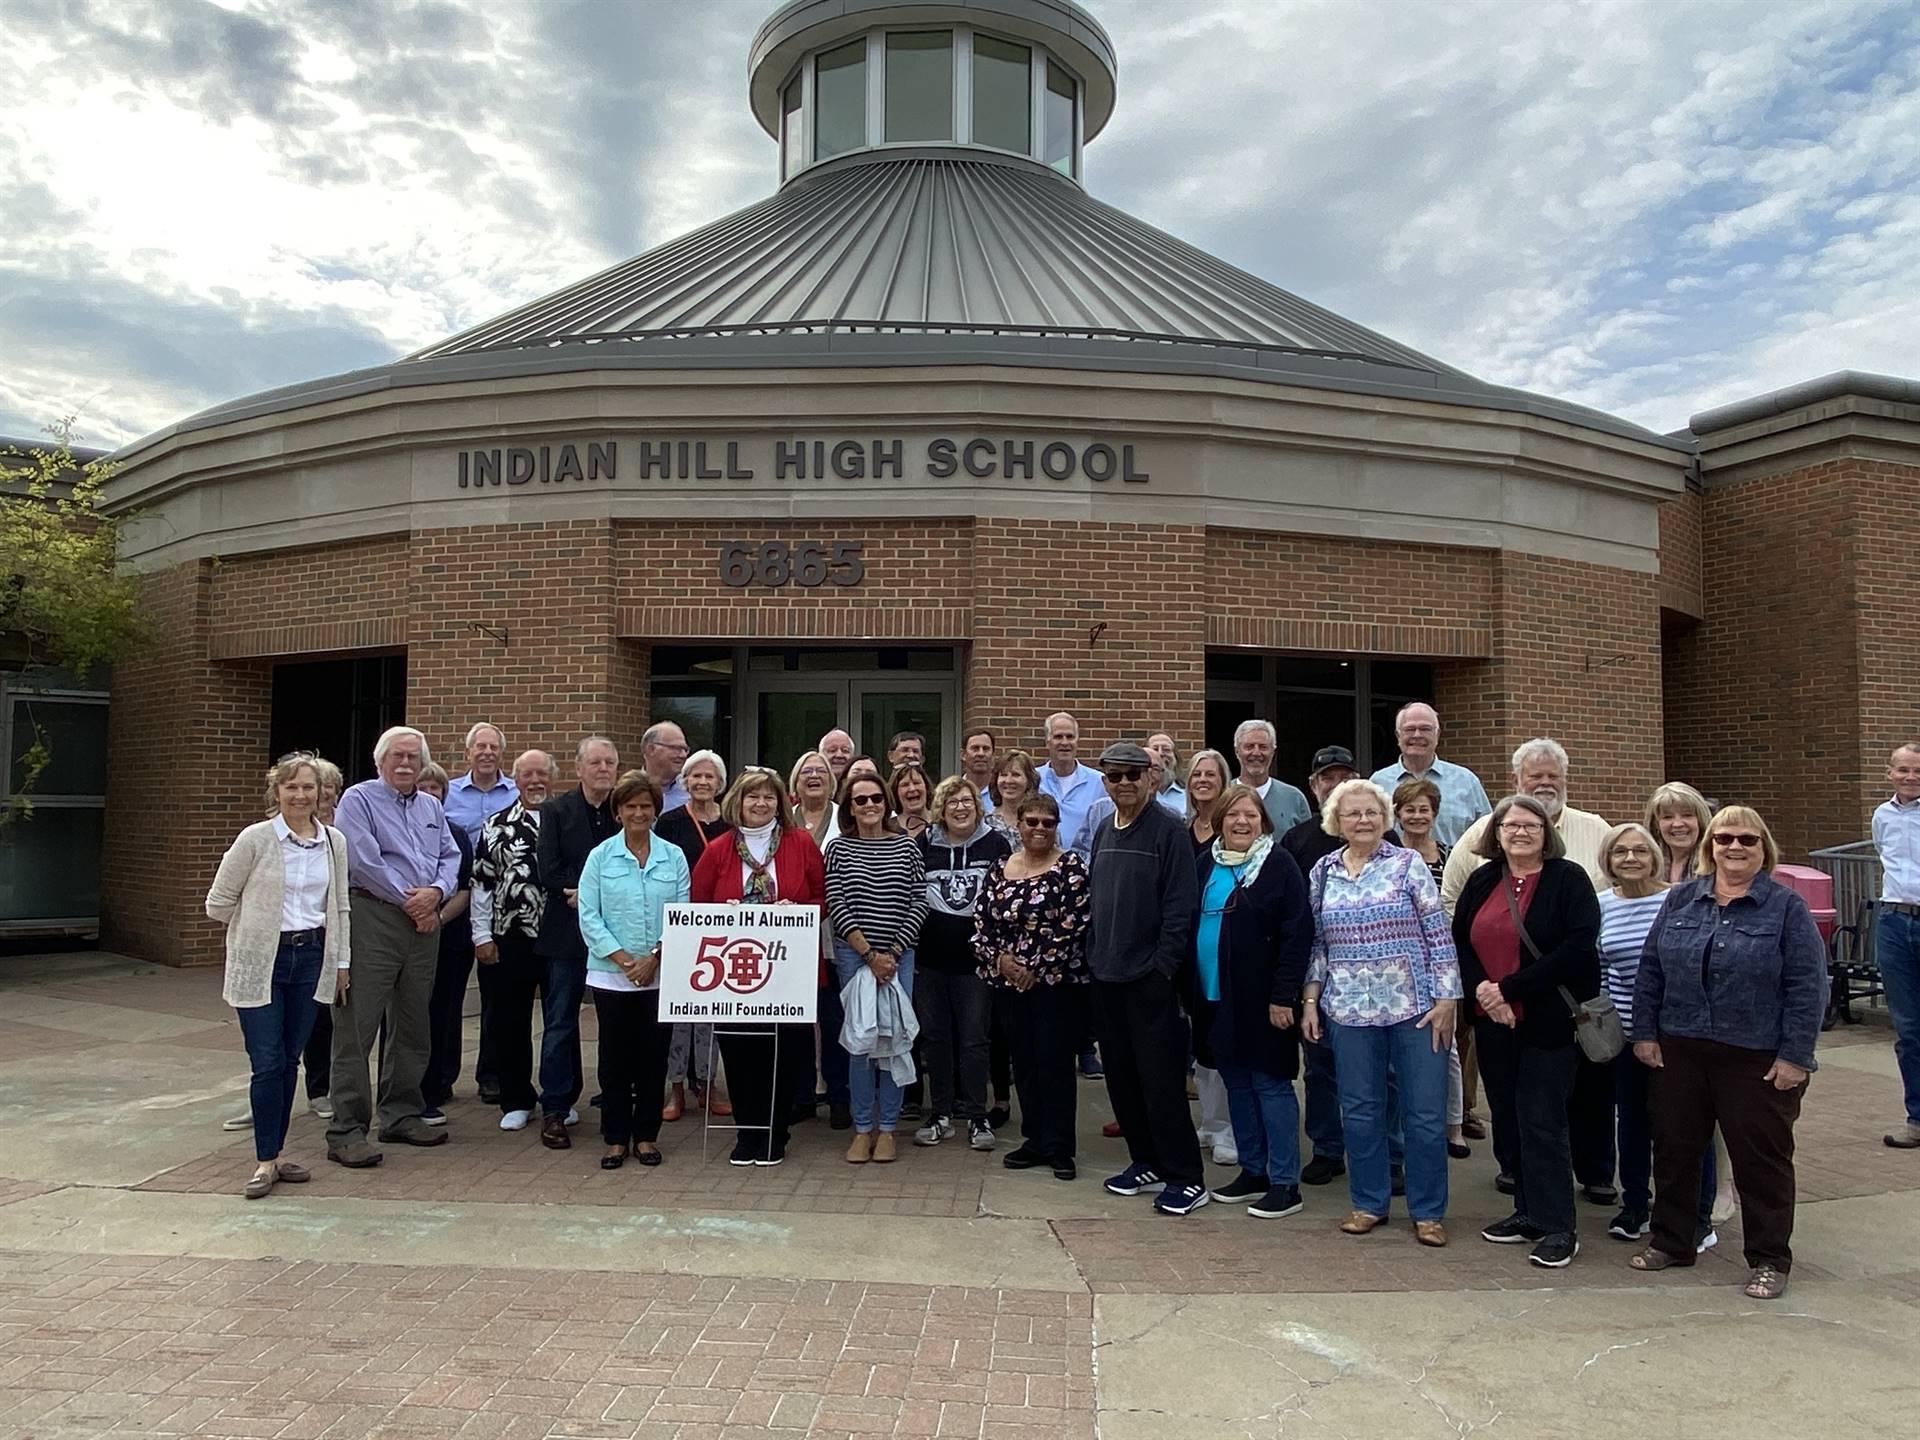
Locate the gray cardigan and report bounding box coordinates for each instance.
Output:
[205,820,350,1007]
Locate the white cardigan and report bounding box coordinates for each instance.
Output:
[205,820,351,1007]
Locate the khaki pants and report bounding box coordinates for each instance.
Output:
[327,896,437,1145]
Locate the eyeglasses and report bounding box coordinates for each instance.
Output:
[1711,832,1762,848]
[1609,845,1653,858]
[797,766,831,779]
[1337,810,1383,823]
[1021,817,1059,830]
[1499,822,1545,834]
[850,794,887,808]
[1103,767,1145,782]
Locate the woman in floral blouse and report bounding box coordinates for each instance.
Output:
[972,792,1091,1181]
[1301,778,1462,1246]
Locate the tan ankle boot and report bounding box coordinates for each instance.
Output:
[845,1131,874,1163]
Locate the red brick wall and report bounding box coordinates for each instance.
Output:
[1657,485,1704,620]
[102,561,272,965]
[1672,456,1920,853]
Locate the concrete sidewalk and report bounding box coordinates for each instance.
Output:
[2,950,1916,1438]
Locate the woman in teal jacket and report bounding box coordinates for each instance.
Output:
[578,770,691,1169]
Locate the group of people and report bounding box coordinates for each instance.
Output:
[206,704,1920,1304]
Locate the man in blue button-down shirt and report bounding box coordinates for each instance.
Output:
[1368,702,1491,849]
[444,722,518,845]
[1037,712,1108,860]
[1875,742,1920,1149]
[328,725,463,1167]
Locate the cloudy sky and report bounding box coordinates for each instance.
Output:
[4,0,1917,448]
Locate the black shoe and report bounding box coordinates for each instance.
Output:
[829,1102,853,1131]
[987,1105,1011,1130]
[729,1140,757,1167]
[1481,1213,1546,1245]
[1390,1166,1406,1197]
[1494,1172,1516,1196]
[1529,1232,1580,1268]
[1447,1140,1472,1160]
[1051,1159,1077,1182]
[1300,1155,1345,1186]
[477,1083,502,1105]
[1581,1184,1618,1206]
[1210,1170,1268,1204]
[1003,1146,1046,1170]
[589,1093,603,1108]
[1608,1208,1650,1241]
[900,1100,923,1123]
[600,1148,627,1170]
[1248,1185,1304,1219]
[754,1147,784,1168]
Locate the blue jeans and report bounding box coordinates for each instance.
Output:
[235,939,324,1162]
[1217,1061,1301,1186]
[819,979,850,1107]
[1880,908,1920,1126]
[1327,1017,1449,1221]
[1304,1035,1404,1165]
[832,943,915,1132]
[540,956,587,1117]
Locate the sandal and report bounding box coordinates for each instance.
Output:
[1744,1265,1788,1300]
[1629,1247,1682,1272]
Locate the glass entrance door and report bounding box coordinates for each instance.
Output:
[853,684,951,776]
[754,683,843,782]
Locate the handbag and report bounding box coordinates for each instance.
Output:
[1502,876,1625,1062]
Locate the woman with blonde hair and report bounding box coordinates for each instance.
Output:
[1645,782,1712,887]
[1629,805,1824,1299]
[986,750,1040,838]
[205,752,351,1198]
[788,750,837,846]
[1183,750,1232,853]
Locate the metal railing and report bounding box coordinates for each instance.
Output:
[1809,840,1886,1024]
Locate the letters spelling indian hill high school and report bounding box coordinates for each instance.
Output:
[454,436,1151,489]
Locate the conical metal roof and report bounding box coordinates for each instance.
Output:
[408,152,1457,379]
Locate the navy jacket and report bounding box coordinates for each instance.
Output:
[1630,871,1824,1071]
[1185,848,1314,1078]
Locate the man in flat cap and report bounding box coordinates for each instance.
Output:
[1085,741,1206,1215]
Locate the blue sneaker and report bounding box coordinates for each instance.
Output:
[1103,1163,1160,1196]
[1079,1050,1104,1079]
[1154,1183,1212,1216]
[421,1107,447,1127]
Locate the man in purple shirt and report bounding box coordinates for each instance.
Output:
[327,725,463,1167]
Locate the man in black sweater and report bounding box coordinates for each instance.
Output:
[1086,742,1206,1214]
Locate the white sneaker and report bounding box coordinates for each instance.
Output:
[500,1109,532,1132]
[968,1120,995,1151]
[914,1116,954,1146]
[221,1111,252,1132]
[1212,1141,1239,1167]
[564,1108,580,1126]
[1696,1228,1719,1254]
[308,1096,333,1119]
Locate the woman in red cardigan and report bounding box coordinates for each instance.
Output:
[690,768,827,1166]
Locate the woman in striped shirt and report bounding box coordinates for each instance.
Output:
[826,773,929,1163]
[1599,821,1716,1249]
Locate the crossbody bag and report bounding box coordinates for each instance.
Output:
[1503,878,1625,1062]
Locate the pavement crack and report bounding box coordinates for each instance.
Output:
[1574,1336,1654,1378]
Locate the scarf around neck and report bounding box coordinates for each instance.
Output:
[736,821,779,903]
[1212,832,1274,888]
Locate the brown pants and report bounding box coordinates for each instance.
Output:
[1649,1034,1804,1271]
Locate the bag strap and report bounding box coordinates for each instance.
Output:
[1502,872,1583,1020]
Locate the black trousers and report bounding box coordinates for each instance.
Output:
[1093,970,1202,1186]
[989,1001,1012,1104]
[998,982,1083,1163]
[484,932,545,1114]
[474,955,500,1093]
[424,927,475,1107]
[1568,1052,1617,1189]
[1475,1021,1578,1236]
[917,966,993,1122]
[1650,1034,1804,1271]
[303,1003,332,1099]
[715,1023,812,1160]
[591,987,672,1147]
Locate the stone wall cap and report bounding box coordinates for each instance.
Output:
[1686,370,1920,437]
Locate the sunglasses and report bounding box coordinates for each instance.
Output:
[850,794,887,808]
[1021,816,1059,830]
[1711,832,1762,848]
[1103,767,1145,782]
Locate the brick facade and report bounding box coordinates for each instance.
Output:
[1668,456,1920,852]
[106,514,1679,966]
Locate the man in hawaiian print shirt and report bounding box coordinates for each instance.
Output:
[470,750,554,1133]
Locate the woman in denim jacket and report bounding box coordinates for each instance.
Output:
[1627,805,1824,1300]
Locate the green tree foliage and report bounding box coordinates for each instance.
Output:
[1,419,143,821]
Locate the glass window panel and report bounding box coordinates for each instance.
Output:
[650,647,733,678]
[1274,657,1357,692]
[1207,652,1264,685]
[652,686,729,764]
[10,700,107,796]
[859,691,945,778]
[1272,692,1356,794]
[1371,660,1435,700]
[0,805,102,921]
[885,31,953,142]
[1044,60,1075,173]
[758,691,842,782]
[972,35,1030,152]
[795,649,883,671]
[814,39,867,159]
[1204,697,1258,768]
[781,74,804,178]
